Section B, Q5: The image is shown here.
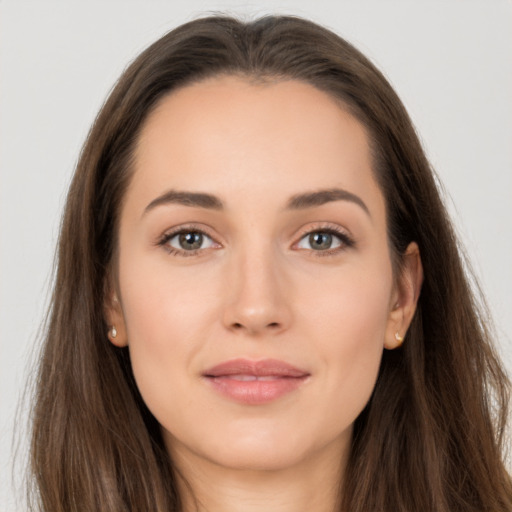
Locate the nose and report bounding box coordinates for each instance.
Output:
[222,245,292,337]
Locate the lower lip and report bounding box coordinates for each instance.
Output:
[205,376,308,405]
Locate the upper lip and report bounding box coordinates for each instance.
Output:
[203,358,310,378]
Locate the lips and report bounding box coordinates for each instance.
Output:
[203,358,310,405]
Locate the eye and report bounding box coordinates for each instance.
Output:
[295,227,354,254]
[158,227,218,256]
[297,231,342,251]
[170,231,213,251]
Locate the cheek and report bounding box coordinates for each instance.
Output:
[300,259,393,417]
[301,255,393,343]
[117,256,220,416]
[120,249,219,339]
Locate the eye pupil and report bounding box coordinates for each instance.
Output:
[179,232,203,250]
[309,232,332,250]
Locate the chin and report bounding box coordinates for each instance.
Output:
[165,421,313,472]
[208,439,308,472]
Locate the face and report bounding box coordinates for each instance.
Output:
[107,76,418,473]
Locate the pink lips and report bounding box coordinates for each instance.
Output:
[203,358,310,405]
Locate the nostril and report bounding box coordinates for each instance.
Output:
[230,321,281,331]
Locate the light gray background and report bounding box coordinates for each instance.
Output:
[1,1,511,510]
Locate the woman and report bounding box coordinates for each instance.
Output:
[29,14,511,512]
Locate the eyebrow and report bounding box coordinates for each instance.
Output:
[285,188,370,216]
[143,187,370,217]
[143,190,224,215]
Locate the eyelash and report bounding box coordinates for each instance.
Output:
[156,223,216,257]
[156,223,355,258]
[295,224,355,257]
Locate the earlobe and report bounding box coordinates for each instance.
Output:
[104,289,128,347]
[384,242,423,350]
[107,325,118,342]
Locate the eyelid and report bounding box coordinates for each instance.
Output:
[155,221,355,258]
[292,222,355,255]
[156,223,222,256]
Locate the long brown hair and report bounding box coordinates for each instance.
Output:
[29,14,511,511]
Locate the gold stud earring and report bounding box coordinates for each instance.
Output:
[395,332,404,345]
[110,326,117,339]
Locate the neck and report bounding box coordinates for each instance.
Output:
[169,438,348,512]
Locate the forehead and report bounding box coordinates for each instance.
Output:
[129,75,383,216]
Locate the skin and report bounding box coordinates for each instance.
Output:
[106,76,423,512]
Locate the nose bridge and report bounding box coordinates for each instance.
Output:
[223,234,291,335]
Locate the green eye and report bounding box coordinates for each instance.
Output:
[177,232,204,250]
[166,231,215,252]
[297,231,343,251]
[309,232,336,250]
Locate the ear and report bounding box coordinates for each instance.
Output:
[384,242,423,350]
[104,283,128,348]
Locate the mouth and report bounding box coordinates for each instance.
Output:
[203,358,310,405]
